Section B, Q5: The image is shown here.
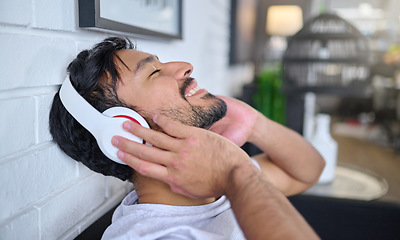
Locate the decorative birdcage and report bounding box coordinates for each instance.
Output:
[282,13,371,95]
[281,13,371,134]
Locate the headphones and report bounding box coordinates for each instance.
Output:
[59,76,150,165]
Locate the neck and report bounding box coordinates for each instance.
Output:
[132,174,216,206]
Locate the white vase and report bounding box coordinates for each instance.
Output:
[310,114,338,183]
[303,92,316,141]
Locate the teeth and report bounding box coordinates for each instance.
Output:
[185,85,200,97]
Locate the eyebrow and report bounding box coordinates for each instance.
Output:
[134,55,158,75]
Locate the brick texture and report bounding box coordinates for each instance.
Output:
[0,0,32,26]
[0,1,243,239]
[0,97,36,158]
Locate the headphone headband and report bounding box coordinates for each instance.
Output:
[59,77,105,135]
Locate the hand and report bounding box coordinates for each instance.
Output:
[209,96,259,147]
[112,115,254,199]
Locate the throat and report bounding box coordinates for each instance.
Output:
[133,174,216,206]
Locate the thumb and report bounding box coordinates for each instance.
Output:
[219,129,246,147]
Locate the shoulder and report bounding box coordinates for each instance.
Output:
[102,196,244,240]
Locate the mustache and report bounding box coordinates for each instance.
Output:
[179,77,195,99]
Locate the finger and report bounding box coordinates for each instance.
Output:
[113,135,175,165]
[123,120,180,151]
[119,150,169,182]
[153,114,193,139]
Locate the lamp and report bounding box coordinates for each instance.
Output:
[266,5,303,36]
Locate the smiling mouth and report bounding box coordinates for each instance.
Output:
[185,85,201,97]
[181,77,204,99]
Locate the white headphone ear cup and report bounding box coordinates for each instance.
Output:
[102,107,149,130]
[98,107,150,165]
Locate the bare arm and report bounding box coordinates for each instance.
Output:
[227,163,319,240]
[210,96,325,195]
[250,111,324,195]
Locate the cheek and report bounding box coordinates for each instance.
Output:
[145,95,182,111]
[147,83,183,104]
[120,80,188,112]
[117,82,138,103]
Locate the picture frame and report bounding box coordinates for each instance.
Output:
[78,0,183,39]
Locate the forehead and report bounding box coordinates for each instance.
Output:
[116,49,151,67]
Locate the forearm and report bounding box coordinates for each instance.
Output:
[249,112,324,185]
[226,163,320,240]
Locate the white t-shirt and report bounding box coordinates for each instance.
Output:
[101,192,245,240]
[102,160,260,240]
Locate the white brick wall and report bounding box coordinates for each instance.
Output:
[0,0,253,239]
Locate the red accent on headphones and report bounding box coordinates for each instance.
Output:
[113,115,146,144]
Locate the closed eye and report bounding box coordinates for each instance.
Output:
[149,69,160,77]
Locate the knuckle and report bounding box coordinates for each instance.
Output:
[178,150,190,161]
[149,135,159,146]
[171,157,188,171]
[184,137,198,148]
[137,148,148,159]
[167,175,179,186]
[138,150,144,159]
[137,163,148,176]
[188,137,198,147]
[171,160,181,169]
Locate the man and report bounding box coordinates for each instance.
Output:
[49,37,324,239]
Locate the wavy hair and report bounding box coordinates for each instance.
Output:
[49,37,136,181]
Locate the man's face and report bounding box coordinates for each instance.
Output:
[115,49,226,130]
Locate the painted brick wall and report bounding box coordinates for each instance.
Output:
[0,0,253,239]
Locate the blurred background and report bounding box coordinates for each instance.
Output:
[237,0,400,201]
[235,1,400,238]
[0,0,399,239]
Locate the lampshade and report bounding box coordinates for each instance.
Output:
[266,5,303,36]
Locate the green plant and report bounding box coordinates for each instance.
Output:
[252,66,286,125]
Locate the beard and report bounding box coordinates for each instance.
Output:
[160,78,227,129]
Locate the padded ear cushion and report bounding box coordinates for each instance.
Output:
[97,107,150,165]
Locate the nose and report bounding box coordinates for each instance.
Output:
[164,62,193,80]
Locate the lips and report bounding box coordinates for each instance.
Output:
[185,85,201,97]
[184,79,202,97]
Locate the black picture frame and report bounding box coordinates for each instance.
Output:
[78,0,183,39]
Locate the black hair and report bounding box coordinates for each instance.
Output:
[49,37,136,181]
